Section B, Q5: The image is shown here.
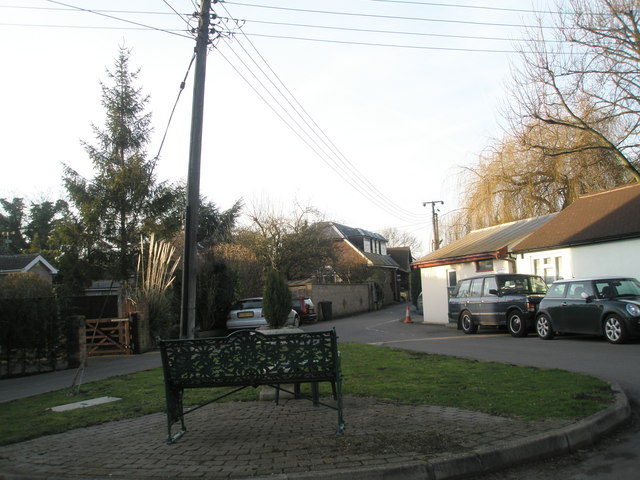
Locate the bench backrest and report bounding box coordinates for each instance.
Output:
[158,329,339,389]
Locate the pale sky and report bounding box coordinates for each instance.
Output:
[0,0,554,256]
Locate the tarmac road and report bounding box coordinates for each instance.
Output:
[307,304,640,480]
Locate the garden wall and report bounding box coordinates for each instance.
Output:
[289,282,376,319]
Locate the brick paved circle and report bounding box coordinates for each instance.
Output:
[0,396,571,479]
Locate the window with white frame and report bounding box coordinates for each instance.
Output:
[533,256,563,284]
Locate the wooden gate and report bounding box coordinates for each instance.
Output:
[85,318,133,356]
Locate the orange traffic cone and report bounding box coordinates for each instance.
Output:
[404,304,413,323]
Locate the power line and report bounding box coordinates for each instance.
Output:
[216,42,422,222]
[0,22,189,33]
[224,1,558,30]
[215,5,426,221]
[4,1,559,53]
[219,6,426,219]
[43,0,192,39]
[241,18,540,43]
[0,4,186,16]
[4,0,556,223]
[243,32,518,53]
[369,0,557,15]
[162,0,194,30]
[153,51,197,168]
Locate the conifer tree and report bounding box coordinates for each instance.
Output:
[262,268,292,329]
[63,46,155,282]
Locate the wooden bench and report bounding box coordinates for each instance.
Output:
[157,328,345,444]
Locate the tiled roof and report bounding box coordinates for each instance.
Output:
[514,183,640,252]
[363,252,400,268]
[0,254,58,274]
[413,214,556,267]
[328,222,387,241]
[0,254,40,271]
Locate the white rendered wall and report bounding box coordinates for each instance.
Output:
[516,238,640,281]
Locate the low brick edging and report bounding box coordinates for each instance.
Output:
[277,382,631,480]
[433,382,629,480]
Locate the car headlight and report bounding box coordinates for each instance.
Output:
[625,303,640,317]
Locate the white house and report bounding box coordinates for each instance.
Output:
[513,183,640,281]
[411,215,555,325]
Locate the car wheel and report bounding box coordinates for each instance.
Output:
[536,314,554,340]
[604,314,627,344]
[460,311,477,334]
[507,311,527,337]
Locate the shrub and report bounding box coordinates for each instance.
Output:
[0,273,67,377]
[196,249,238,331]
[262,268,292,329]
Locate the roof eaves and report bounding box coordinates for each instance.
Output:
[513,231,640,253]
[412,247,508,269]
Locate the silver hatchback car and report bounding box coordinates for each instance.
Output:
[227,297,300,330]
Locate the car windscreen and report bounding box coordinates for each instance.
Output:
[498,276,547,295]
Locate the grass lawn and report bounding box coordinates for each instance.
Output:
[0,343,614,446]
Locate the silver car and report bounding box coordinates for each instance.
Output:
[227,297,300,330]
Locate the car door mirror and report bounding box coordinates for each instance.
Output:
[581,292,592,302]
[489,289,500,296]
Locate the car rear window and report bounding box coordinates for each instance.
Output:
[498,276,547,295]
[233,299,262,310]
[546,283,567,298]
[455,280,472,297]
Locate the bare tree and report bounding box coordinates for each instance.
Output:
[379,227,422,254]
[234,201,334,281]
[445,1,640,242]
[510,0,640,182]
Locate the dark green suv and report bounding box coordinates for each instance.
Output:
[448,274,548,337]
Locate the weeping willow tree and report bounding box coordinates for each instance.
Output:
[129,234,180,341]
[444,0,640,243]
[445,119,631,242]
[510,0,640,183]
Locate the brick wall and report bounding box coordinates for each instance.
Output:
[289,283,376,319]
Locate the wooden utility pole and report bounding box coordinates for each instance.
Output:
[423,200,444,251]
[180,0,211,339]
